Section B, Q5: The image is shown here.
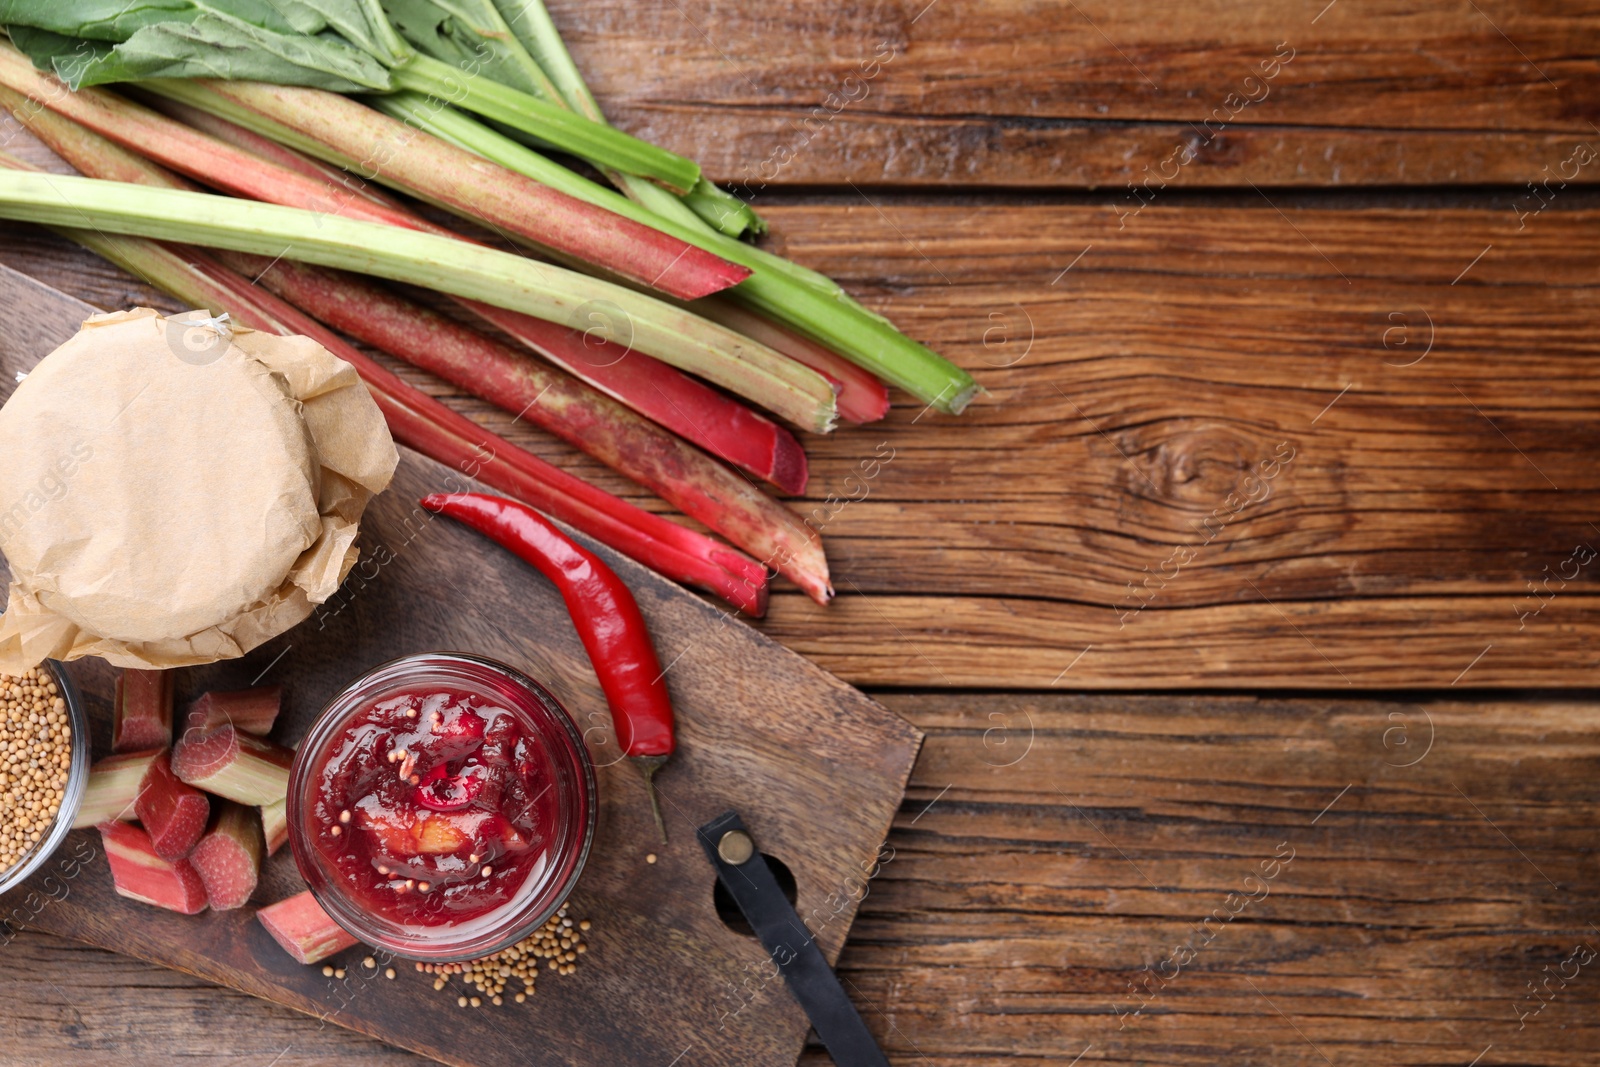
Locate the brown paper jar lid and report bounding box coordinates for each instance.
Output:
[0,308,397,669]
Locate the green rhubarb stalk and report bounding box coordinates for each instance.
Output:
[391,53,698,192]
[369,95,979,413]
[0,170,839,429]
[489,0,764,237]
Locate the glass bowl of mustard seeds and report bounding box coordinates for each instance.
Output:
[0,661,90,898]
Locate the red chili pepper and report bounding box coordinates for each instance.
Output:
[420,492,675,842]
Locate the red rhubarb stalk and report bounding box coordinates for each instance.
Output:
[134,751,211,861]
[258,890,358,965]
[0,45,746,302]
[261,797,288,857]
[112,669,174,752]
[190,801,265,910]
[117,90,813,487]
[98,821,208,914]
[186,686,282,738]
[465,300,810,493]
[232,256,827,593]
[171,726,294,807]
[136,92,404,214]
[694,298,892,425]
[72,749,162,828]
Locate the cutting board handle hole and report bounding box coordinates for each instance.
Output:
[712,853,797,938]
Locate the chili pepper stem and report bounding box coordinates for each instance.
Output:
[633,755,669,846]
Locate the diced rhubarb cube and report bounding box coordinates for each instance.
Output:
[73,749,163,828]
[98,821,207,914]
[258,890,358,965]
[260,797,288,857]
[113,669,173,752]
[184,686,282,738]
[189,802,264,910]
[172,725,293,806]
[134,751,210,861]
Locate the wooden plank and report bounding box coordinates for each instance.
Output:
[0,266,923,1067]
[552,0,1600,187]
[3,184,1596,688]
[11,690,1600,1065]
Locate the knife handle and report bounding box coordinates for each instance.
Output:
[696,810,890,1067]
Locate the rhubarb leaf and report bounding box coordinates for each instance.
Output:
[0,0,312,40]
[0,0,401,88]
[380,0,553,99]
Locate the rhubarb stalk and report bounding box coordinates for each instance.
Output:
[229,254,829,591]
[112,669,173,752]
[258,890,358,965]
[0,171,839,431]
[171,726,294,807]
[369,93,980,413]
[190,801,265,910]
[693,297,891,425]
[134,750,211,861]
[185,686,282,738]
[72,749,162,828]
[0,44,743,303]
[99,821,208,914]
[261,797,288,857]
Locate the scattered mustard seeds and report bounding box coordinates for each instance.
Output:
[419,904,590,1007]
[0,668,72,873]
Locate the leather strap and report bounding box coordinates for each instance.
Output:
[696,811,890,1067]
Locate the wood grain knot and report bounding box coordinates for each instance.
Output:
[1119,420,1294,511]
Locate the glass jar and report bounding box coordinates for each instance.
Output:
[287,652,595,962]
[0,660,91,897]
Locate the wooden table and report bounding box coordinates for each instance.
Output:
[3,1,1600,1062]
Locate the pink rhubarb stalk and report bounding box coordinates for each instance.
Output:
[190,801,265,910]
[126,88,813,489]
[185,686,282,738]
[72,749,162,828]
[112,669,174,752]
[171,726,294,807]
[0,44,746,302]
[134,750,211,861]
[231,255,829,596]
[258,890,358,965]
[98,821,208,914]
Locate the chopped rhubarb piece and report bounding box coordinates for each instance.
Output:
[258,890,358,965]
[134,751,210,861]
[261,797,288,857]
[190,802,264,910]
[171,725,293,806]
[72,749,162,828]
[112,669,173,752]
[184,686,282,738]
[98,820,207,914]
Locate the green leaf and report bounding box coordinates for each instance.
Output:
[7,16,393,89]
[0,0,308,41]
[380,0,553,98]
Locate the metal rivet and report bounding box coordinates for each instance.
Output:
[717,829,754,866]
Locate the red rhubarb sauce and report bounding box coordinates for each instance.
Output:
[307,687,559,926]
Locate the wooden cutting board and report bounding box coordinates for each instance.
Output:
[0,264,922,1067]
